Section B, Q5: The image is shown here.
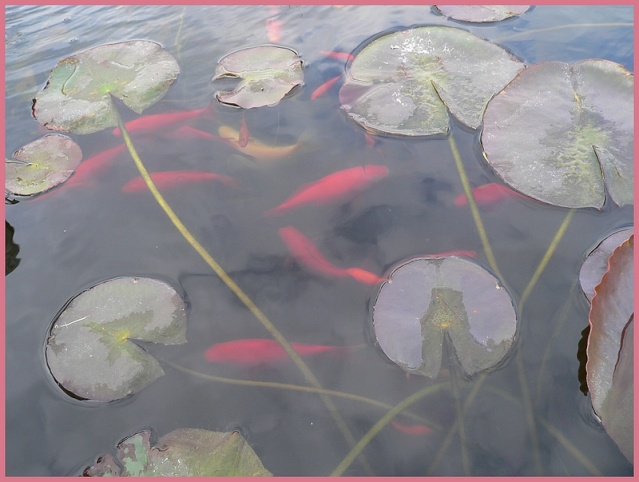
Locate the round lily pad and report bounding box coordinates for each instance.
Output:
[372,255,518,378]
[481,59,634,209]
[45,277,187,402]
[33,40,180,134]
[435,5,531,23]
[5,134,82,196]
[212,45,304,109]
[339,26,525,136]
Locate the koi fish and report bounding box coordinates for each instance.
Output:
[266,17,283,42]
[238,114,249,148]
[454,183,525,206]
[311,75,342,100]
[344,267,386,285]
[363,132,376,148]
[121,170,239,192]
[426,249,477,258]
[265,164,389,216]
[320,50,355,63]
[217,125,301,161]
[205,338,355,367]
[112,102,216,137]
[391,420,434,436]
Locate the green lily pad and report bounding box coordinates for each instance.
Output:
[579,227,633,301]
[372,255,518,378]
[339,26,525,136]
[33,40,180,134]
[45,277,187,402]
[5,134,82,197]
[586,235,633,462]
[481,59,634,209]
[435,5,531,23]
[85,428,272,476]
[212,45,304,109]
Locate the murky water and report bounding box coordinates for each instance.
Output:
[5,5,633,476]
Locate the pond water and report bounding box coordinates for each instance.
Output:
[5,4,634,476]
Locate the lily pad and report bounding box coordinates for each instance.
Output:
[212,45,304,109]
[481,59,634,209]
[84,428,272,476]
[586,235,633,463]
[579,227,633,301]
[45,277,187,402]
[33,40,180,134]
[372,255,517,378]
[339,26,525,136]
[435,5,531,23]
[5,134,82,197]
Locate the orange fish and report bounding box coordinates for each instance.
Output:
[320,50,355,63]
[391,420,434,436]
[344,267,386,285]
[205,338,355,367]
[311,75,342,100]
[265,164,389,215]
[265,18,283,42]
[454,183,525,206]
[112,102,216,137]
[238,114,249,148]
[121,170,239,192]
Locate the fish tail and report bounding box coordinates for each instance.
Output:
[345,267,386,285]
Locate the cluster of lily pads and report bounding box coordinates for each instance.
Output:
[5,5,634,475]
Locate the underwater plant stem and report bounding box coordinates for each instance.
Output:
[115,109,372,473]
[330,382,449,477]
[447,133,503,280]
[516,352,543,474]
[448,364,470,475]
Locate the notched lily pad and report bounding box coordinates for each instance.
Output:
[213,45,304,109]
[482,59,634,209]
[339,26,525,136]
[33,40,180,134]
[45,277,187,402]
[586,235,633,462]
[5,134,82,196]
[85,428,272,476]
[372,255,518,378]
[434,5,531,23]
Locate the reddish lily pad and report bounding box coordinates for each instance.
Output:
[482,59,634,209]
[212,45,304,109]
[84,428,272,476]
[339,26,525,136]
[435,5,531,23]
[33,40,180,134]
[45,277,187,402]
[372,255,518,378]
[5,134,82,197]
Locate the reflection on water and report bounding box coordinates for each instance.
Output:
[5,4,634,476]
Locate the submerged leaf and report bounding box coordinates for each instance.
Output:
[435,5,531,23]
[372,255,517,378]
[482,59,634,209]
[45,277,187,402]
[5,134,82,196]
[339,26,525,136]
[33,40,180,134]
[213,45,304,109]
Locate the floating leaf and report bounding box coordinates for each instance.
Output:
[586,236,633,444]
[45,277,187,402]
[33,40,180,134]
[85,428,272,476]
[482,59,634,209]
[579,227,633,301]
[339,26,525,136]
[213,45,304,109]
[372,255,517,378]
[435,5,531,23]
[5,134,82,197]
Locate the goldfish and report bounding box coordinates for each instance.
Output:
[320,50,355,63]
[112,102,216,137]
[391,420,434,436]
[121,170,240,193]
[205,338,356,367]
[454,183,526,206]
[238,114,249,148]
[311,75,342,100]
[265,17,283,42]
[344,267,386,285]
[265,164,389,216]
[217,125,301,161]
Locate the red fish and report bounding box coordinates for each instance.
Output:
[391,420,434,436]
[266,164,389,216]
[363,132,376,148]
[205,338,355,367]
[320,50,355,63]
[238,114,249,148]
[121,170,239,192]
[112,102,216,137]
[454,183,525,206]
[279,225,348,278]
[266,17,283,42]
[344,267,386,285]
[311,75,342,100]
